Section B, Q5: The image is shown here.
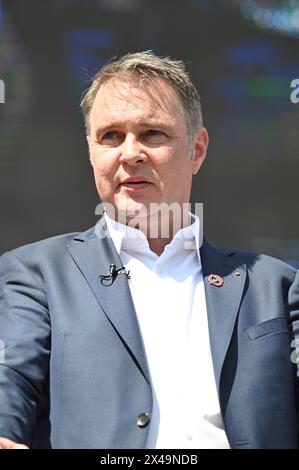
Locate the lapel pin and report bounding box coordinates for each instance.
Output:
[208,274,224,287]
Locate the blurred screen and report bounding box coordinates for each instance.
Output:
[0,0,298,263]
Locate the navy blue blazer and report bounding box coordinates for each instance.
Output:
[0,221,299,448]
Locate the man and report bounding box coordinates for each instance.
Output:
[0,51,299,449]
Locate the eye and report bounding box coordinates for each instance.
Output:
[143,129,168,143]
[145,130,162,137]
[101,131,119,143]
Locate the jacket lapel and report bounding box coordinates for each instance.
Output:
[66,224,247,401]
[66,220,150,384]
[200,240,247,395]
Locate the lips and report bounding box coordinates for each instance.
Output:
[120,177,152,190]
[121,177,150,185]
[120,176,151,190]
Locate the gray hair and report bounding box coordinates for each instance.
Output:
[80,50,203,139]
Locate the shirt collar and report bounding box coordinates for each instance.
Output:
[104,212,149,255]
[104,211,202,262]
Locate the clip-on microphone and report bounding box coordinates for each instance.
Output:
[99,264,131,286]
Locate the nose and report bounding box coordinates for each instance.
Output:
[119,134,148,165]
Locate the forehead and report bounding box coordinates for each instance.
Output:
[89,77,186,124]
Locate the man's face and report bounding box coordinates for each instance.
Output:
[88,77,208,222]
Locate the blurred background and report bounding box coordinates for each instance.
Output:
[0,0,298,264]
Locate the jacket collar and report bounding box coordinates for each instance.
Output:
[200,239,247,395]
[67,219,151,384]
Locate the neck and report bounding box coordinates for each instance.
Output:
[147,236,173,257]
[135,209,191,256]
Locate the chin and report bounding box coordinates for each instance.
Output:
[116,200,149,219]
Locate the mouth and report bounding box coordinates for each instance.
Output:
[120,178,152,191]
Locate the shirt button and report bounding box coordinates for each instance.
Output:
[186,433,193,441]
[136,412,150,428]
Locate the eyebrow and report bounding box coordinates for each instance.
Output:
[95,120,175,134]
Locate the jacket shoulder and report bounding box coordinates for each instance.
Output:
[216,242,297,278]
[0,226,96,264]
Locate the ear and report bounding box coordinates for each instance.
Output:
[191,127,209,175]
[86,134,93,165]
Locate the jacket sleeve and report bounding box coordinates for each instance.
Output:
[289,269,299,441]
[0,251,51,446]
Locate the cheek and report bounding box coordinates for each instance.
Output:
[92,166,116,200]
[92,153,118,181]
[95,175,116,199]
[94,165,113,180]
[151,149,174,174]
[157,147,191,179]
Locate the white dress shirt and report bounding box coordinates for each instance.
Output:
[104,213,230,449]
